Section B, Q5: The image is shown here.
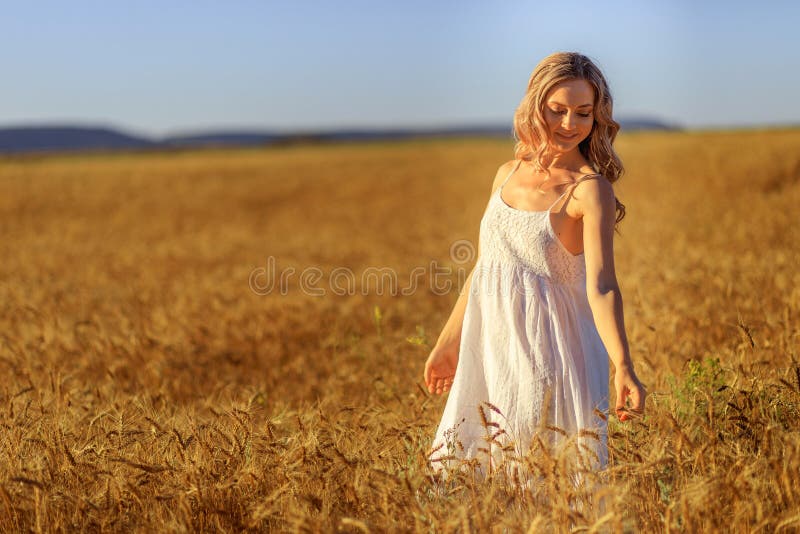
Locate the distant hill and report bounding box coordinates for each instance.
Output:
[0,118,680,154]
[161,131,285,147]
[161,125,526,147]
[0,126,157,153]
[618,117,681,132]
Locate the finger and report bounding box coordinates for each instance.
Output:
[425,366,446,392]
[617,407,632,422]
[630,388,645,413]
[615,390,627,414]
[426,370,437,394]
[435,378,445,394]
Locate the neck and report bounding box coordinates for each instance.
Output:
[540,146,586,172]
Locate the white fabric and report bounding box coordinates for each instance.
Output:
[428,159,610,482]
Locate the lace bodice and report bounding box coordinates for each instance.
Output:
[477,160,587,287]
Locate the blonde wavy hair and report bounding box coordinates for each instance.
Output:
[512,51,626,227]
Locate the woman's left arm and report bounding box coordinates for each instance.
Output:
[577,177,646,420]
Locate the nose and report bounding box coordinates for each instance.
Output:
[562,112,578,130]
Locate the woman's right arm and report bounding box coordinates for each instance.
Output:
[431,266,474,352]
[424,160,515,395]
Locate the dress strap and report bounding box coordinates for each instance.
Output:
[500,159,523,189]
[545,186,572,212]
[545,173,600,212]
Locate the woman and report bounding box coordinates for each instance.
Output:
[424,52,646,480]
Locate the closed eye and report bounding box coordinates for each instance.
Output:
[552,109,592,118]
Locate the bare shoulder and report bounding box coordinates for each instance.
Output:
[489,159,518,195]
[571,174,616,216]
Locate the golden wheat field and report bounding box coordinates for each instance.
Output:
[0,127,799,532]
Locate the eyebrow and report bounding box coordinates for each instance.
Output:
[549,102,593,109]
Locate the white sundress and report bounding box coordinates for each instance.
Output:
[428,159,610,483]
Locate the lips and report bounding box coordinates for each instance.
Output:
[557,132,578,140]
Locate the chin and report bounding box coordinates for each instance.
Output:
[551,134,584,148]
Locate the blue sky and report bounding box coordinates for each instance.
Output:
[1,0,798,137]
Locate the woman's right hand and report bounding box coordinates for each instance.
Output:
[423,343,459,395]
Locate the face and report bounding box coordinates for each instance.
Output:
[542,78,595,152]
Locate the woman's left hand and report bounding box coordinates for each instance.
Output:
[614,366,646,421]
